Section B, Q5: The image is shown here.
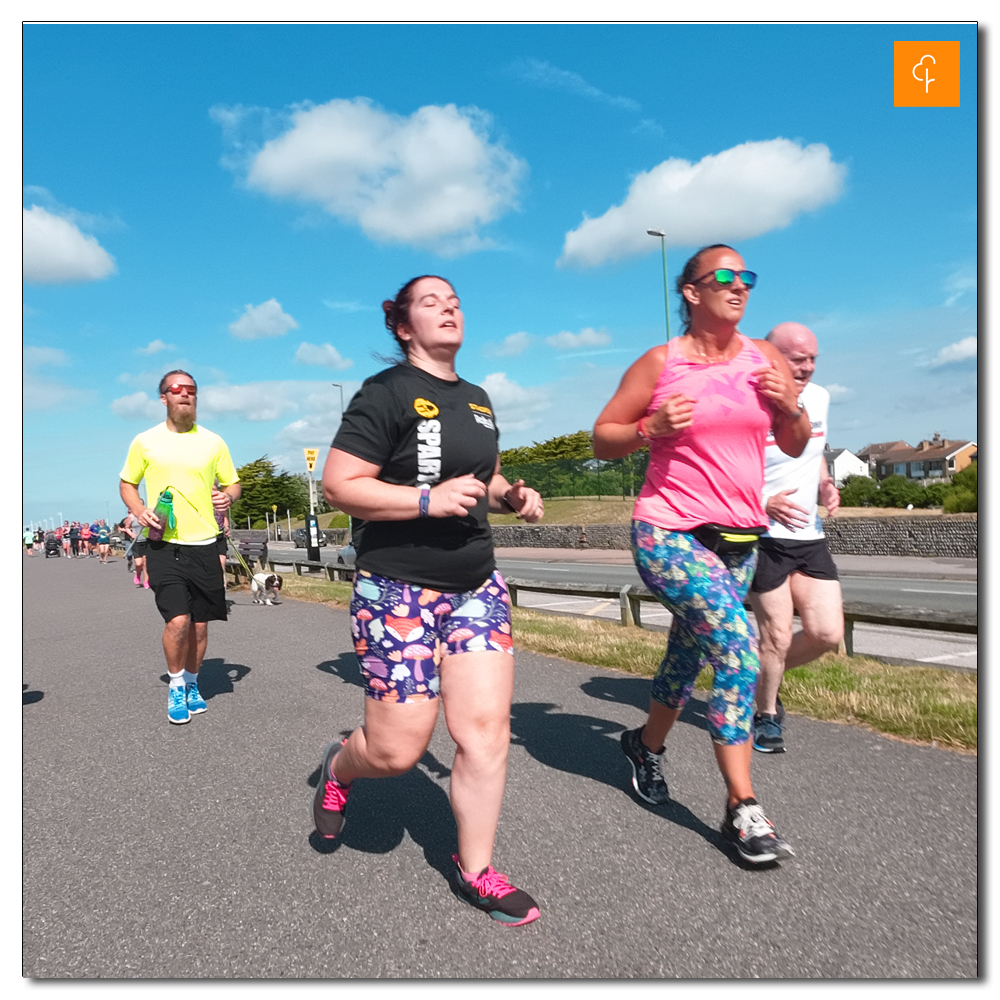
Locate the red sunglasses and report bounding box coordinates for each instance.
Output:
[163,383,197,395]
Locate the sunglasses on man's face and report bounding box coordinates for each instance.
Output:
[163,383,197,396]
[691,268,758,289]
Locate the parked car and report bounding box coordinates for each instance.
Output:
[336,543,356,567]
[293,527,327,548]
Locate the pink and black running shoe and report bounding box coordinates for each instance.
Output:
[312,740,351,839]
[451,854,540,926]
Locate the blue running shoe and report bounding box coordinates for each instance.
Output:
[168,685,190,724]
[753,712,785,753]
[185,681,207,715]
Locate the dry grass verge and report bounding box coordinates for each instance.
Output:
[278,576,976,752]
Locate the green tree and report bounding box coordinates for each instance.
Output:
[922,482,950,508]
[875,474,926,508]
[839,474,880,507]
[943,460,977,512]
[501,430,594,464]
[230,457,310,528]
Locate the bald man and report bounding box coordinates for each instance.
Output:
[749,323,844,753]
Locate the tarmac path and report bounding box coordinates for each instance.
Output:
[22,554,977,978]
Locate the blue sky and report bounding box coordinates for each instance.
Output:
[21,21,978,526]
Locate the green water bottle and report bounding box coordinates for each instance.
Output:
[147,490,176,541]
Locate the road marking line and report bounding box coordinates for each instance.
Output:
[899,588,977,595]
[585,600,614,616]
[918,651,979,663]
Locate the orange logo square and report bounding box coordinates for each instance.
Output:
[894,41,960,107]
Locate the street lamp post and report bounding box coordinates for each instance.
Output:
[331,382,345,422]
[646,229,671,341]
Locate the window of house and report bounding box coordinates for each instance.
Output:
[894,462,907,476]
[910,461,924,476]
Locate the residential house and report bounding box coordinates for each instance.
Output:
[856,440,910,473]
[873,434,976,483]
[824,447,869,486]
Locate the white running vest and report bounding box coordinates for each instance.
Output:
[762,381,830,541]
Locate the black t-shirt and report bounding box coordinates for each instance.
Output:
[332,363,500,591]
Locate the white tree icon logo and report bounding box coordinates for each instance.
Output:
[912,54,936,94]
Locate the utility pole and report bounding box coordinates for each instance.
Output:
[304,448,320,562]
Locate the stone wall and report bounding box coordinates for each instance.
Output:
[492,514,977,558]
[820,514,977,558]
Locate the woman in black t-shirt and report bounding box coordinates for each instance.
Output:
[313,275,544,927]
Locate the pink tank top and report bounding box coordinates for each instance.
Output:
[632,333,773,531]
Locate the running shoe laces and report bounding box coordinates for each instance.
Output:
[469,866,517,899]
[322,779,350,812]
[733,801,775,840]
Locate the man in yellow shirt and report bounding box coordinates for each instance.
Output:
[120,370,241,725]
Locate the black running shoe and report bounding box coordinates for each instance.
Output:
[312,740,351,839]
[753,712,786,753]
[620,726,670,804]
[721,798,795,863]
[451,854,540,927]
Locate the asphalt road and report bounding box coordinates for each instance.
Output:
[22,555,977,978]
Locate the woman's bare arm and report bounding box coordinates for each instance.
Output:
[322,448,487,520]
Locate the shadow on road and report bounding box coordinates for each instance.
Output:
[579,673,711,734]
[158,658,250,700]
[305,747,458,883]
[509,699,733,859]
[23,682,43,706]
[316,652,364,688]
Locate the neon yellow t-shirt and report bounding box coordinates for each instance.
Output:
[119,422,239,544]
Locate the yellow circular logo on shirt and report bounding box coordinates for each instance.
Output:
[414,398,439,418]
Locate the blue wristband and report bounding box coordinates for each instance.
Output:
[418,485,431,518]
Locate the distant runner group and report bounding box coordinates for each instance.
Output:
[90,245,845,930]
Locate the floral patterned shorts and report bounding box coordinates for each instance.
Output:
[350,569,513,703]
[632,520,760,746]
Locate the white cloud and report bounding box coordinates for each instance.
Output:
[110,378,355,433]
[483,331,532,358]
[508,58,640,111]
[943,265,976,307]
[294,342,354,370]
[479,372,551,434]
[23,346,93,411]
[215,98,526,254]
[323,299,374,313]
[824,383,852,402]
[24,346,69,369]
[558,138,846,269]
[136,339,175,355]
[546,327,611,350]
[22,205,117,284]
[229,299,299,340]
[110,391,163,421]
[928,336,977,368]
[198,382,302,421]
[275,380,363,446]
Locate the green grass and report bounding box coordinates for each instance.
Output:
[273,575,977,753]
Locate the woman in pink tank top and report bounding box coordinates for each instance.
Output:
[593,244,810,865]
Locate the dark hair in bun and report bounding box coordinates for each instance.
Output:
[382,275,454,358]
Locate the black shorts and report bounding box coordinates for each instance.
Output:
[216,533,228,556]
[750,537,840,594]
[131,535,148,557]
[145,541,227,623]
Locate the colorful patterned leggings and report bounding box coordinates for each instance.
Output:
[631,520,760,746]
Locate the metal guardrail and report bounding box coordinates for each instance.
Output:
[503,577,977,656]
[228,564,976,658]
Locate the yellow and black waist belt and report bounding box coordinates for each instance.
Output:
[690,523,767,556]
